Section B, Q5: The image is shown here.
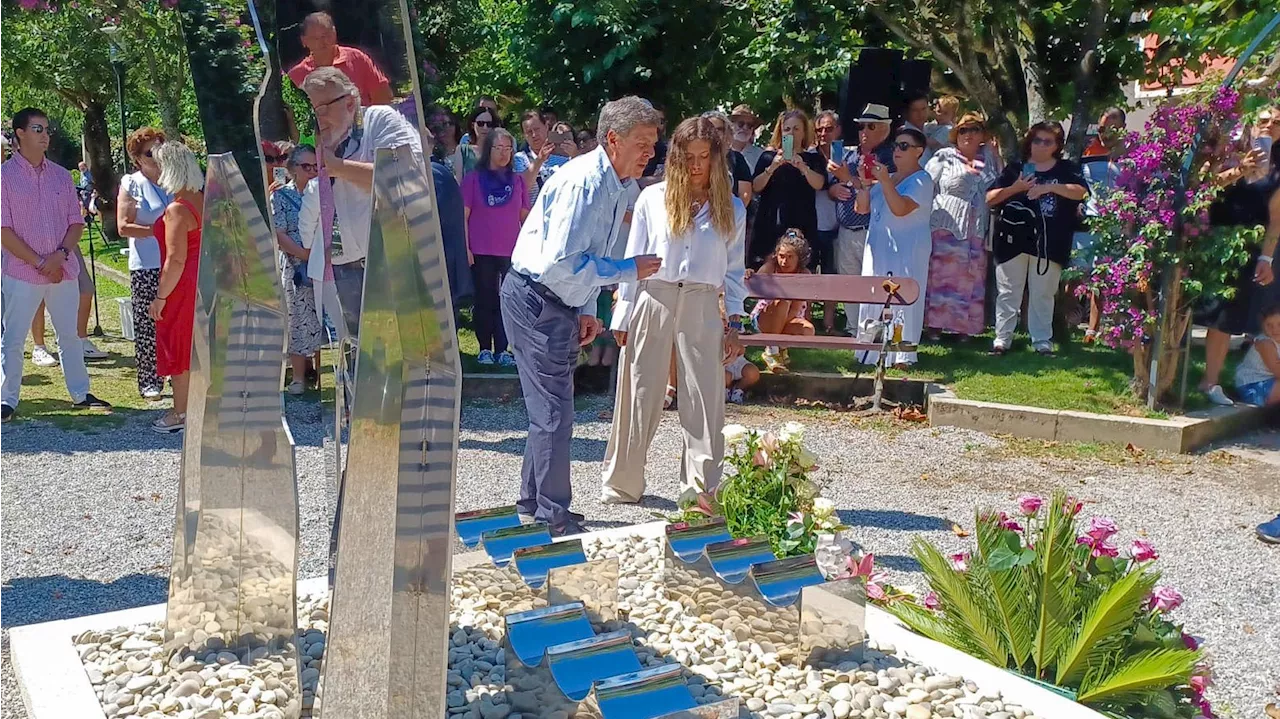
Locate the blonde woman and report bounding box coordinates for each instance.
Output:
[148,142,205,433]
[749,109,826,266]
[601,117,747,504]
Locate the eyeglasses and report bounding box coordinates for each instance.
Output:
[313,94,350,116]
[23,123,51,135]
[297,162,317,172]
[475,120,494,128]
[265,154,287,163]
[815,125,836,133]
[1031,137,1057,147]
[893,141,921,151]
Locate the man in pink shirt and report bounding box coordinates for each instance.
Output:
[285,12,393,106]
[1,107,111,421]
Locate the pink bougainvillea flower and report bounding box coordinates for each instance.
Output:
[1129,539,1159,563]
[1147,585,1184,613]
[1084,516,1118,541]
[1182,632,1200,650]
[922,591,940,610]
[949,552,968,572]
[866,582,886,601]
[1016,495,1043,516]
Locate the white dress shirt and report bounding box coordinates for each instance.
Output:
[330,105,423,265]
[612,182,747,331]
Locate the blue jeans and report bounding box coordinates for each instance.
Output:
[1237,378,1276,406]
[500,272,580,526]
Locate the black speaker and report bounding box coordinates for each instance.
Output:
[895,59,932,118]
[840,50,932,141]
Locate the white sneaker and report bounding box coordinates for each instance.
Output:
[287,380,305,396]
[31,345,58,367]
[82,338,108,359]
[141,387,163,400]
[1205,384,1235,407]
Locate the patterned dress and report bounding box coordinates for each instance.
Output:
[923,149,999,336]
[271,186,325,357]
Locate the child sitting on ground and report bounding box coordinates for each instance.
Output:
[719,292,760,404]
[1234,302,1280,407]
[746,228,815,373]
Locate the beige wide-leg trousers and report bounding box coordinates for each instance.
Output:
[601,280,725,503]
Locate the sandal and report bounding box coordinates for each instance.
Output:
[151,412,186,434]
[663,384,678,411]
[989,346,1008,357]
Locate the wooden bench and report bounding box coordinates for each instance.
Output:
[740,273,921,408]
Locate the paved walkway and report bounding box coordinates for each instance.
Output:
[3,399,1278,718]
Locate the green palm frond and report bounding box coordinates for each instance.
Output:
[910,536,1008,667]
[883,599,955,646]
[974,518,1033,669]
[1055,567,1161,687]
[1076,648,1201,705]
[1030,492,1080,677]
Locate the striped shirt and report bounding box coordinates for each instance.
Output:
[1,153,83,284]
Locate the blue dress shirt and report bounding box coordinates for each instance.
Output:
[509,146,638,315]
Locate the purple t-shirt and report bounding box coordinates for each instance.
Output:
[462,171,531,257]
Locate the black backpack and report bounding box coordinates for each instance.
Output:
[993,198,1041,264]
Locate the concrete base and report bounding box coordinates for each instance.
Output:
[12,522,1102,719]
[927,388,1279,453]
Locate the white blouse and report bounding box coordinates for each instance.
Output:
[612,182,747,331]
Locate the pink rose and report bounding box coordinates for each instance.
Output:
[1189,673,1211,693]
[997,512,1024,532]
[1129,539,1159,563]
[1182,632,1199,650]
[922,592,940,610]
[1084,516,1118,541]
[949,552,968,572]
[1016,495,1043,516]
[1076,535,1119,558]
[1148,585,1184,613]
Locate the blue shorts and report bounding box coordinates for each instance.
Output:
[1237,378,1276,406]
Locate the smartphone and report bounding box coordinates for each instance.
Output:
[1255,136,1274,156]
[549,130,571,145]
[862,156,875,180]
[1021,162,1036,178]
[782,135,795,161]
[831,140,844,163]
[272,166,288,184]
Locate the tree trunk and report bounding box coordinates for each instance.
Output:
[1132,266,1191,405]
[1065,0,1112,158]
[1009,11,1048,124]
[82,101,121,242]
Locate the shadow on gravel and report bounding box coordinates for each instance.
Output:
[459,436,609,458]
[870,554,923,573]
[1,574,166,627]
[838,509,951,532]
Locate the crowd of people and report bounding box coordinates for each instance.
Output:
[3,11,1279,537]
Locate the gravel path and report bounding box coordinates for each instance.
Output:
[2,399,1278,718]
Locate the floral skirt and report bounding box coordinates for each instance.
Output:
[282,254,325,356]
[924,228,986,336]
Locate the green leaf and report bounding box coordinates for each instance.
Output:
[974,518,1033,668]
[1030,491,1079,678]
[910,537,1009,667]
[1055,567,1161,687]
[1076,648,1201,705]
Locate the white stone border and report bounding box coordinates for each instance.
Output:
[10,522,1102,719]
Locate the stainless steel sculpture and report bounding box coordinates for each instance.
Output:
[504,602,740,719]
[162,154,303,717]
[320,146,462,718]
[663,517,866,666]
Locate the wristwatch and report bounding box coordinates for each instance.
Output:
[1260,255,1274,265]
[56,247,71,259]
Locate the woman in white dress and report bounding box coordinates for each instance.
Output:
[601,117,747,504]
[853,127,935,368]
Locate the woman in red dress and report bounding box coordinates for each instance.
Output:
[148,142,205,433]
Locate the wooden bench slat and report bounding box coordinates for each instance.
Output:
[739,333,917,352]
[745,274,919,305]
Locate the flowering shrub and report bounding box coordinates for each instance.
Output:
[1080,86,1265,401]
[674,422,844,558]
[879,491,1209,717]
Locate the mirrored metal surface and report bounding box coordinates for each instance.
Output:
[798,580,867,665]
[545,629,642,701]
[665,517,732,563]
[749,555,827,607]
[705,536,774,584]
[162,153,302,716]
[592,664,702,719]
[322,145,460,718]
[483,522,554,567]
[456,505,523,548]
[505,602,596,668]
[513,539,588,589]
[651,699,741,719]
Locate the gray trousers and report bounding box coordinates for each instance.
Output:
[501,272,580,526]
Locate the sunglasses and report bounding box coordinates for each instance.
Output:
[265,154,287,163]
[23,123,51,135]
[957,126,983,135]
[475,120,494,128]
[1031,137,1057,147]
[893,141,922,151]
[297,162,317,172]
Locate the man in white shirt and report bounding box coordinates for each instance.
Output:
[729,105,765,172]
[300,66,422,341]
